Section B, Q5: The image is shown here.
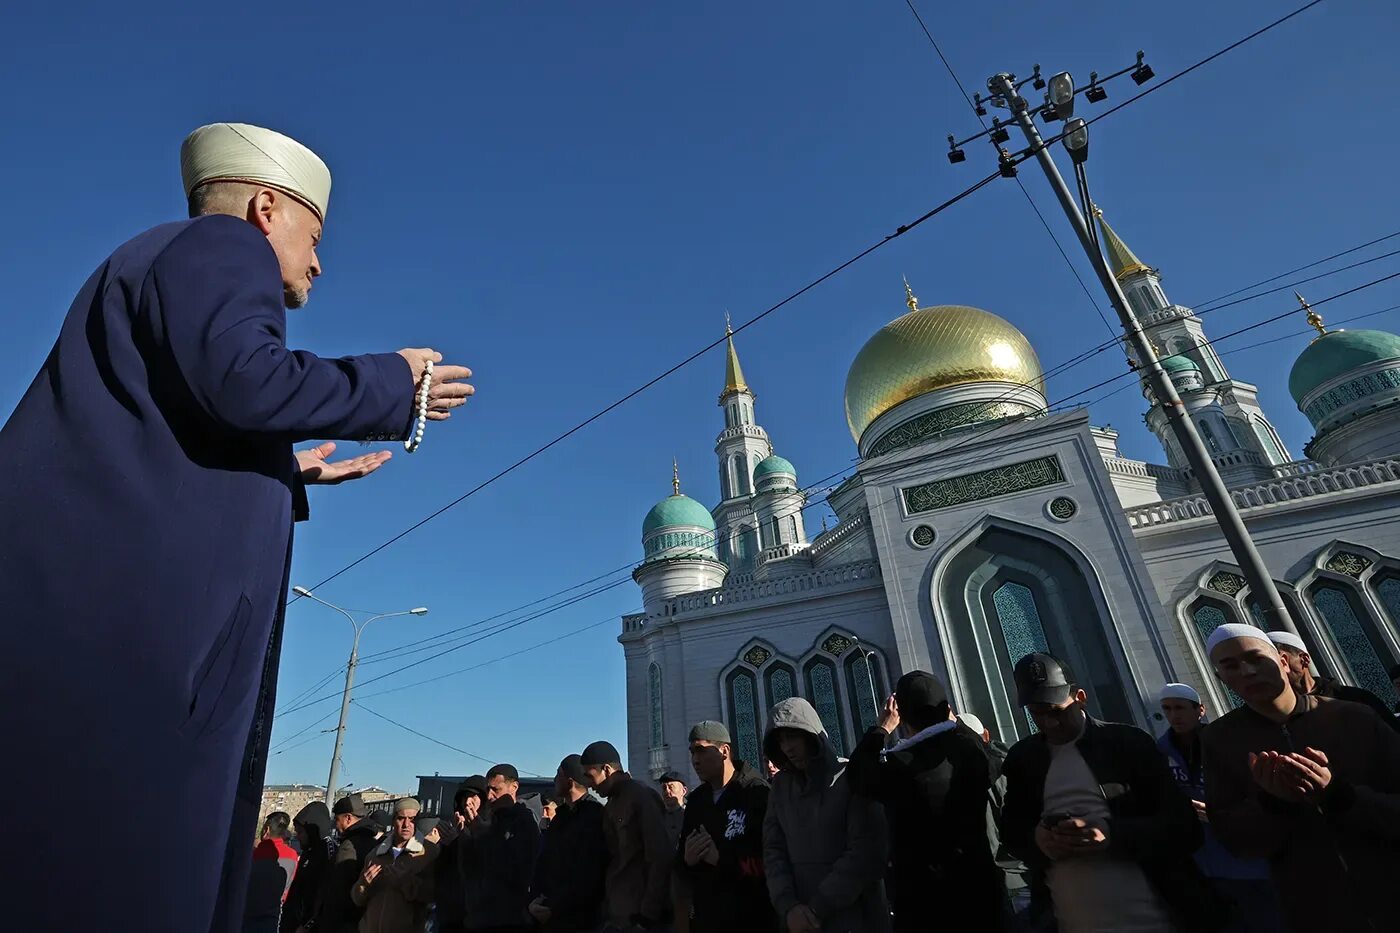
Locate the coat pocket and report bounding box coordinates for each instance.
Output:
[183,593,254,738]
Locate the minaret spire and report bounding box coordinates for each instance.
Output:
[723,313,748,394]
[903,276,920,312]
[1297,292,1329,340]
[1094,207,1153,280]
[672,457,681,496]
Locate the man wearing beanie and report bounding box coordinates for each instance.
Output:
[1202,625,1400,932]
[1266,630,1400,733]
[351,798,432,933]
[675,720,774,933]
[317,793,385,932]
[530,755,609,932]
[846,671,1002,931]
[579,740,673,931]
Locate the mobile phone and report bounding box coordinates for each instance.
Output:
[1041,812,1075,828]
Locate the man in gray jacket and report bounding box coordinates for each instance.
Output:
[762,697,890,933]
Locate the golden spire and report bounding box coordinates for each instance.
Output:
[1297,292,1328,339]
[1094,207,1154,281]
[903,276,920,312]
[722,313,748,394]
[672,457,681,496]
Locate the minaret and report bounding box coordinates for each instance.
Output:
[634,461,727,615]
[713,316,773,571]
[1096,208,1294,476]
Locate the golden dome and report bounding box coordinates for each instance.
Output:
[843,291,1044,443]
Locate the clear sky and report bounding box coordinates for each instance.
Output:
[3,1,1397,790]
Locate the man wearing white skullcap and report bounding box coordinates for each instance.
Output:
[1155,683,1279,932]
[1266,631,1400,734]
[1201,623,1400,931]
[0,122,475,933]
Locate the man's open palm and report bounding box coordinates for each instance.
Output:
[296,442,392,485]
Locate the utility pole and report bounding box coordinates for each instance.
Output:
[946,57,1298,636]
[292,587,429,805]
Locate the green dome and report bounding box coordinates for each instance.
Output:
[1160,354,1199,374]
[642,495,716,536]
[754,454,797,481]
[1288,329,1400,404]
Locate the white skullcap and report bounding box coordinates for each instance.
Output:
[1158,683,1201,705]
[1267,631,1308,653]
[181,123,331,220]
[957,712,986,734]
[1206,623,1274,658]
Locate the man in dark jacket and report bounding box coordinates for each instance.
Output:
[1000,653,1218,933]
[579,740,673,931]
[674,721,773,933]
[452,764,540,932]
[1203,624,1400,933]
[316,794,385,933]
[282,801,333,933]
[432,777,488,933]
[530,755,609,932]
[1267,630,1400,732]
[846,672,1002,932]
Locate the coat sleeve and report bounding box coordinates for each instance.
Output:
[148,216,413,442]
[808,787,889,921]
[1319,708,1400,839]
[1202,726,1296,859]
[844,727,893,801]
[763,788,799,919]
[1000,746,1048,870]
[638,792,676,923]
[1106,730,1203,860]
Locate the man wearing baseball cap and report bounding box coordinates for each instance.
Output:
[999,653,1216,932]
[1202,624,1400,932]
[1266,630,1400,733]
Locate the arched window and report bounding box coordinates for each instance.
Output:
[1252,418,1287,464]
[1127,289,1150,318]
[648,663,664,749]
[735,455,751,495]
[1309,584,1399,706]
[844,650,885,734]
[803,657,846,755]
[1191,599,1245,708]
[789,514,800,542]
[725,668,762,768]
[1372,572,1400,629]
[765,662,797,708]
[991,580,1051,665]
[1199,419,1221,454]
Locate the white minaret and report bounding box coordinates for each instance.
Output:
[1097,209,1294,481]
[713,318,772,572]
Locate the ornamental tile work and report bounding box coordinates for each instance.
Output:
[1303,367,1400,423]
[821,633,853,656]
[767,667,795,705]
[911,525,936,547]
[1048,497,1078,521]
[730,672,761,768]
[1324,552,1373,578]
[743,644,772,667]
[867,400,1039,458]
[807,661,846,755]
[1207,571,1247,596]
[903,456,1065,515]
[1311,586,1397,705]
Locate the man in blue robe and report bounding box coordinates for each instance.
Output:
[0,123,473,932]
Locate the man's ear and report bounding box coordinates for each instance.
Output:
[248,188,277,234]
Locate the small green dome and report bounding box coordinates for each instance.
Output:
[754,454,797,481]
[1288,329,1400,404]
[1160,354,1199,374]
[642,495,716,536]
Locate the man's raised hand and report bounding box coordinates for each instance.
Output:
[296,442,392,485]
[397,348,474,421]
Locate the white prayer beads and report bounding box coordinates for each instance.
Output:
[404,360,432,452]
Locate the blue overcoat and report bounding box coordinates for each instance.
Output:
[0,214,412,931]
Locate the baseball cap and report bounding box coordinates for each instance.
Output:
[1013,653,1076,707]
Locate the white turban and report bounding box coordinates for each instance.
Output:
[1267,631,1308,653]
[1206,623,1274,659]
[181,123,331,221]
[956,712,985,735]
[1157,683,1201,705]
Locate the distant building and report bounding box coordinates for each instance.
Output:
[256,783,410,837]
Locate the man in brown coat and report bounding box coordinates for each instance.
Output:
[350,798,433,933]
[579,740,673,932]
[1201,624,1400,933]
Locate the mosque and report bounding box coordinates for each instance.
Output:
[619,213,1400,779]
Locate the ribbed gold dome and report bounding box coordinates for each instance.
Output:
[844,301,1044,443]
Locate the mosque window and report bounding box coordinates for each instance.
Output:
[1198,419,1221,454]
[725,669,762,768]
[766,662,797,708]
[788,514,800,542]
[1373,573,1400,629]
[1189,599,1245,708]
[648,663,664,749]
[804,658,847,755]
[1252,418,1287,464]
[736,455,751,495]
[845,650,884,734]
[1309,584,1399,706]
[991,581,1050,666]
[1149,284,1167,308]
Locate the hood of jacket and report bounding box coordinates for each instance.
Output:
[763,697,839,786]
[293,800,332,843]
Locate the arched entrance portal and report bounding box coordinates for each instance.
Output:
[936,526,1133,743]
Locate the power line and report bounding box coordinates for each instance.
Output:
[1194,247,1400,316]
[354,702,543,776]
[1188,230,1400,310]
[270,709,338,752]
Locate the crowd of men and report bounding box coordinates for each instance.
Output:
[247,629,1400,933]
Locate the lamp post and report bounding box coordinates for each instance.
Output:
[959,67,1298,636]
[292,586,428,805]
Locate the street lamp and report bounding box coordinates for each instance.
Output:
[293,586,428,805]
[1062,118,1089,164]
[1046,71,1075,121]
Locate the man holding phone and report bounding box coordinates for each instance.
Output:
[999,653,1220,933]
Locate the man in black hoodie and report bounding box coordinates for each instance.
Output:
[530,754,609,932]
[846,671,1003,932]
[459,763,540,932]
[432,776,489,933]
[280,801,332,933]
[674,720,774,933]
[316,794,384,933]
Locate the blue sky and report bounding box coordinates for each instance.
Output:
[3,1,1396,789]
